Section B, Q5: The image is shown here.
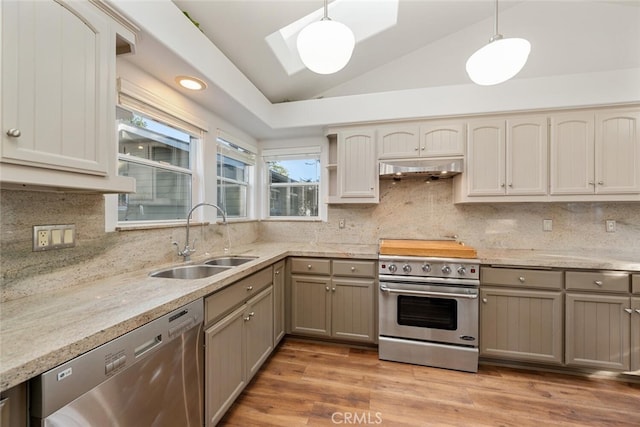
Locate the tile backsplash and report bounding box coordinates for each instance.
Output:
[2,180,639,301]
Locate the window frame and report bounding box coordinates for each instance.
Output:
[216,135,256,220]
[262,147,323,221]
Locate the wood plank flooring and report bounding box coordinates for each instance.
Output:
[220,338,640,427]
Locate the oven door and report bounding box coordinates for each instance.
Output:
[379,280,479,346]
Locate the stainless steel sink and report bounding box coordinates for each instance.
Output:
[203,256,257,267]
[150,264,232,279]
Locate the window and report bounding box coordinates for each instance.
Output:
[217,138,255,218]
[116,106,198,222]
[267,156,320,218]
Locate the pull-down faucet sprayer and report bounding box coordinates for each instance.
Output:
[174,203,227,261]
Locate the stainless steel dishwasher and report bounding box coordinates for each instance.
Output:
[30,299,204,427]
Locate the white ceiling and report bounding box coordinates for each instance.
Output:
[119,0,640,139]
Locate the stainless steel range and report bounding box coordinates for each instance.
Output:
[378,255,480,373]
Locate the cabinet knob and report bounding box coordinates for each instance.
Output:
[518,276,525,283]
[307,264,312,269]
[635,309,640,315]
[325,286,330,292]
[350,266,356,272]
[508,183,513,187]
[332,288,336,292]
[588,181,595,186]
[275,271,280,275]
[598,181,604,185]
[6,128,21,137]
[594,280,603,287]
[246,286,254,291]
[414,147,419,151]
[624,308,633,314]
[500,183,505,188]
[482,298,488,304]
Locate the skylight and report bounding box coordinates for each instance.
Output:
[265,0,399,76]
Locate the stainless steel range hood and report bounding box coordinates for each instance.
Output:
[379,158,463,179]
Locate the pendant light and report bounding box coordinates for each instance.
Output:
[466,0,530,86]
[297,0,355,75]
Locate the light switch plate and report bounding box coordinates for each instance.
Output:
[542,219,553,232]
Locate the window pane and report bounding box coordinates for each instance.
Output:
[217,179,247,217]
[269,185,318,217]
[217,154,247,181]
[118,111,190,169]
[268,159,320,184]
[118,160,191,221]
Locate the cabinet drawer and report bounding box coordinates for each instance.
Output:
[481,267,563,290]
[290,258,331,275]
[332,260,376,278]
[565,271,629,293]
[633,274,640,294]
[205,267,272,325]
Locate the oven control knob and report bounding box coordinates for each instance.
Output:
[388,264,398,273]
[402,264,412,273]
[457,266,466,275]
[441,265,451,274]
[422,264,431,273]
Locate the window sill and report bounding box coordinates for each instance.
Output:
[262,217,323,222]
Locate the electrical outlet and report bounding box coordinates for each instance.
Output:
[33,224,76,251]
[37,230,49,247]
[542,219,553,232]
[605,220,616,233]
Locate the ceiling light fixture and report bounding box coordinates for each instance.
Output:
[175,75,207,91]
[466,0,530,86]
[296,0,355,75]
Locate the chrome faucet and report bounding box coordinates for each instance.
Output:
[174,203,227,261]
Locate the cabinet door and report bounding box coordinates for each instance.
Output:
[565,293,630,370]
[480,288,563,364]
[1,0,109,176]
[419,122,465,157]
[273,261,286,345]
[377,126,419,159]
[467,120,506,196]
[245,287,273,381]
[338,130,378,201]
[632,297,640,372]
[331,278,376,343]
[205,305,246,426]
[506,117,548,195]
[291,275,331,337]
[549,112,595,195]
[595,110,640,194]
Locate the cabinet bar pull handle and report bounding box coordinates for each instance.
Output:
[624,308,633,314]
[6,128,21,137]
[594,280,603,286]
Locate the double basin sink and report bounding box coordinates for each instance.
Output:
[150,256,257,280]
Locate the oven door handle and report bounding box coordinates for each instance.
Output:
[379,285,478,299]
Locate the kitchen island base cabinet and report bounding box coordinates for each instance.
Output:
[205,286,273,426]
[480,288,563,364]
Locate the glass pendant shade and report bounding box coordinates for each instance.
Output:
[297,19,355,74]
[466,37,531,85]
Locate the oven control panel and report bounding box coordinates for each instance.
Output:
[379,256,480,280]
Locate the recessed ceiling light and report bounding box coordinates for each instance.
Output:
[175,76,207,91]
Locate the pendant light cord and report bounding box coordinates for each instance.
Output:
[490,0,503,42]
[322,0,331,21]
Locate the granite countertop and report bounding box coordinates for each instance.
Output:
[1,242,638,392]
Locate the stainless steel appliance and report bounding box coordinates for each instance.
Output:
[30,299,204,426]
[378,255,480,372]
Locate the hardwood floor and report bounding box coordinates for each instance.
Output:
[220,338,640,427]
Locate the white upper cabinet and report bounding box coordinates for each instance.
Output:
[337,129,378,202]
[466,116,547,197]
[419,122,465,157]
[0,0,135,192]
[467,119,505,196]
[596,109,640,194]
[377,126,419,159]
[550,109,640,195]
[377,122,464,159]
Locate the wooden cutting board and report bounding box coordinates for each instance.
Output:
[379,239,477,258]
